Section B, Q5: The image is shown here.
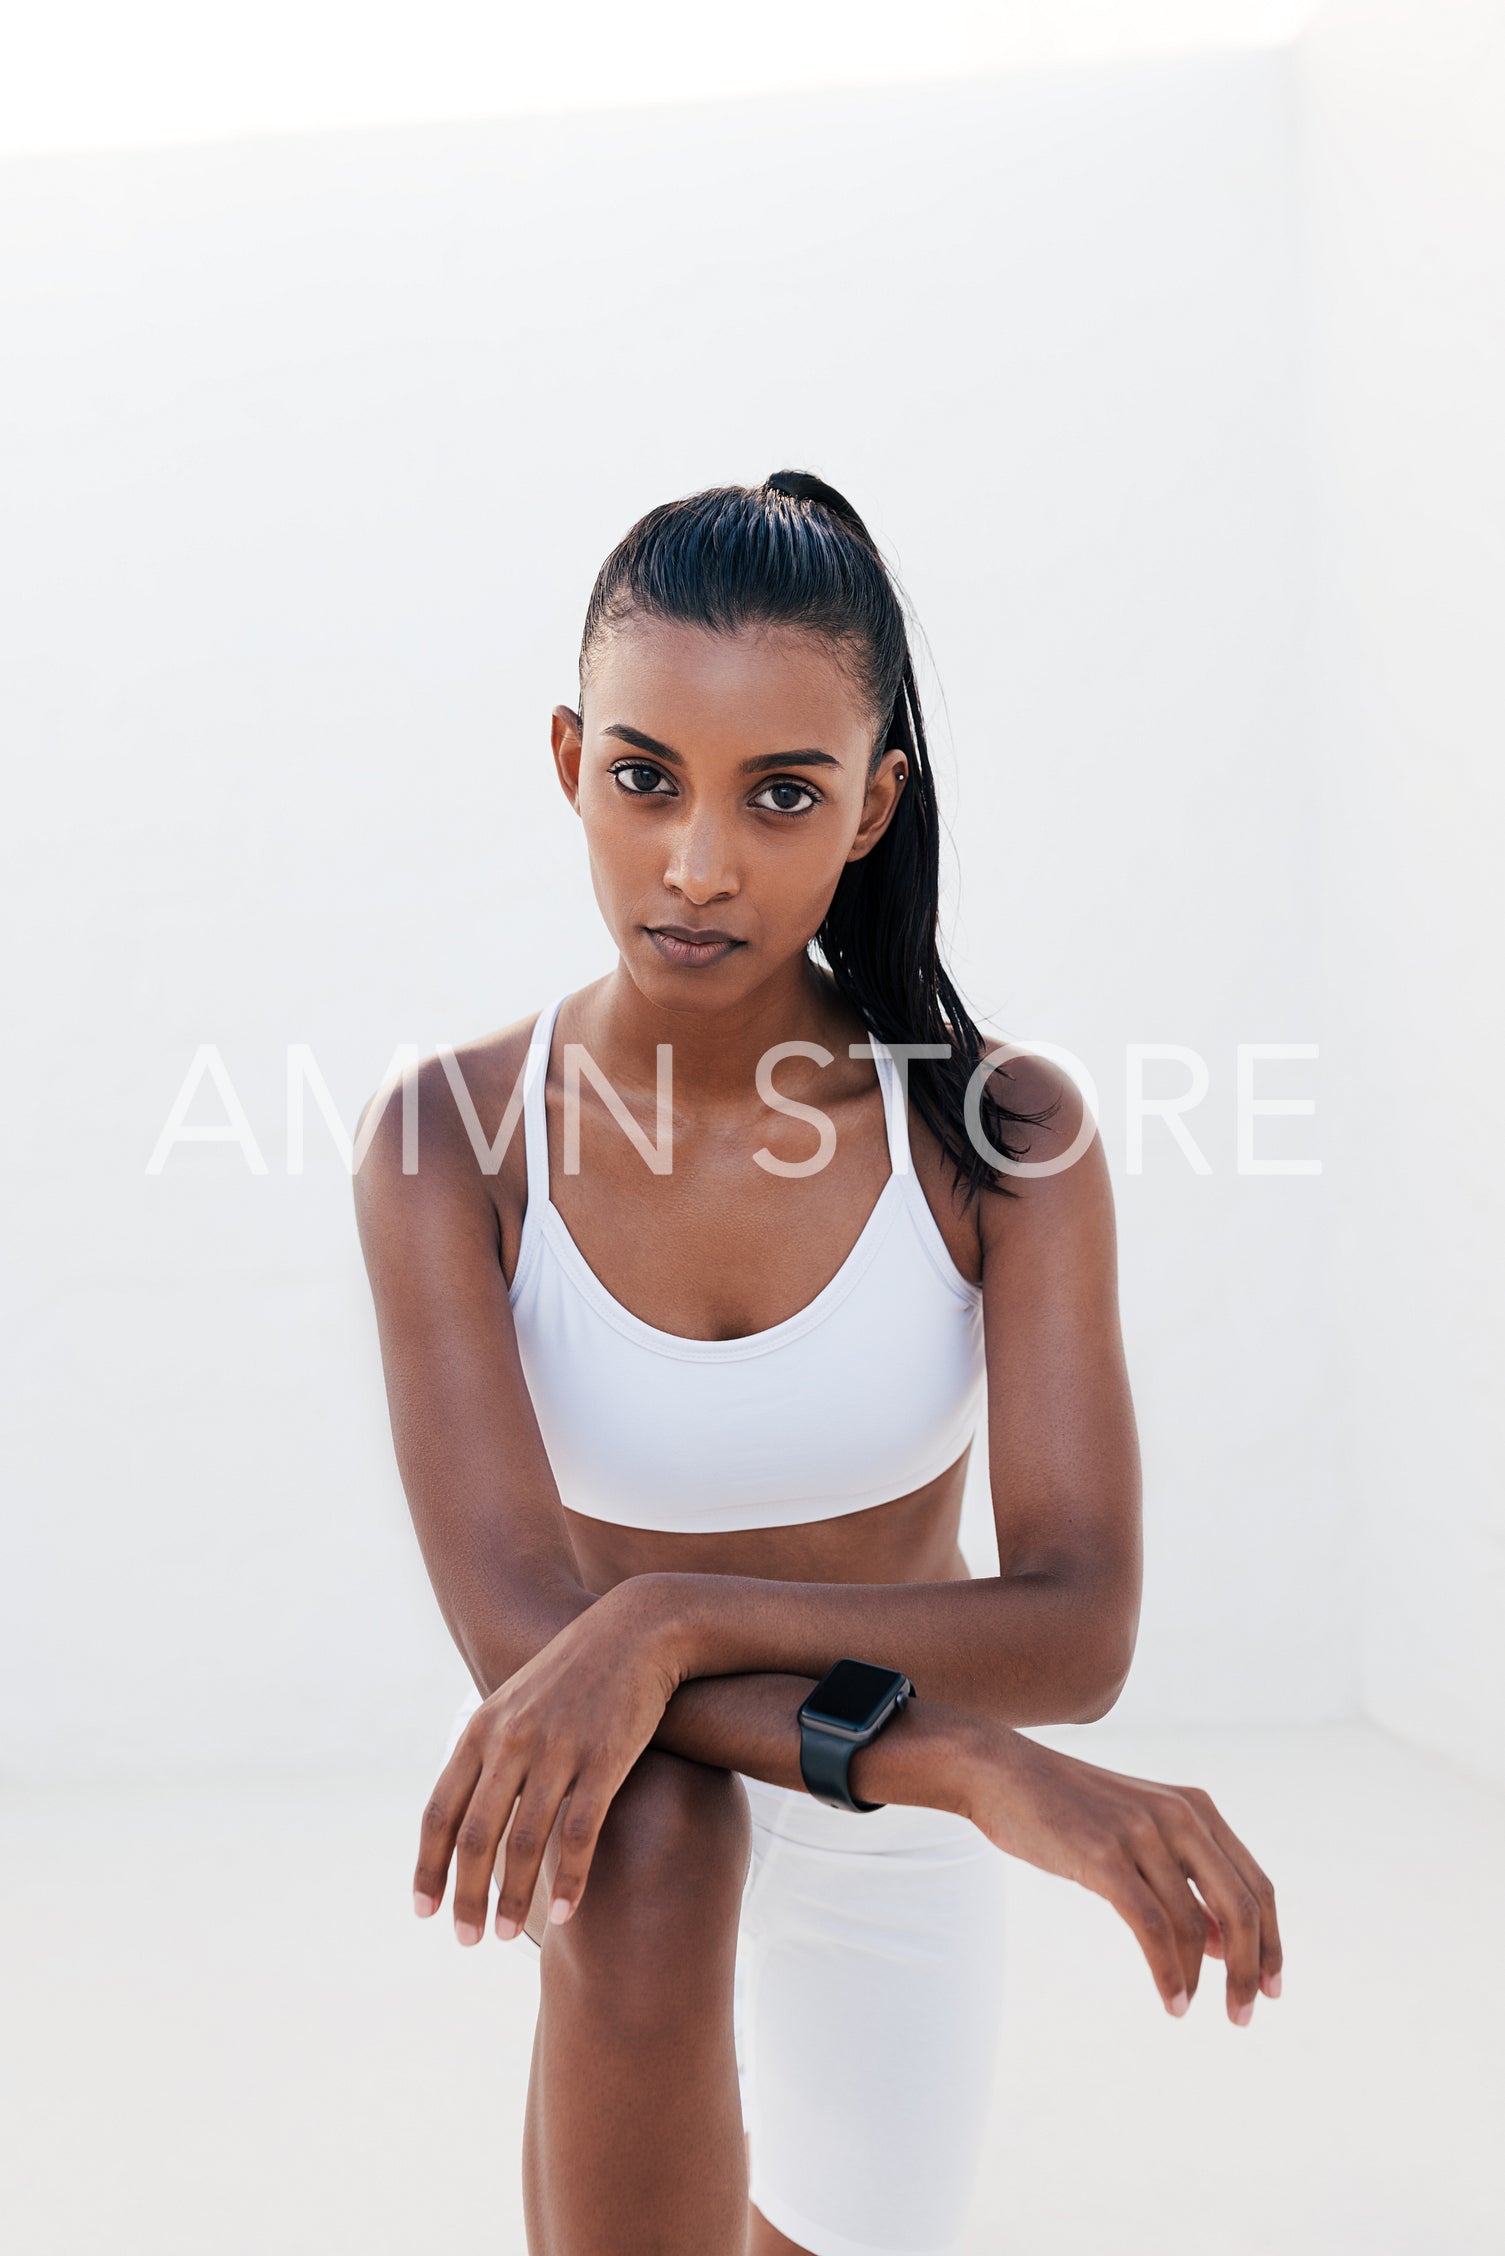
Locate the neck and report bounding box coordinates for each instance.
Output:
[577,956,867,1109]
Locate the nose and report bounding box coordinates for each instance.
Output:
[661,806,741,907]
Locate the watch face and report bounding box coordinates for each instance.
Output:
[801,1658,907,1736]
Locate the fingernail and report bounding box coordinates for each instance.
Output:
[413,1892,437,1918]
[1168,1990,1189,2017]
[1264,1971,1282,1999]
[548,1895,573,1925]
[495,1913,520,1941]
[455,1920,481,1946]
[1235,2000,1254,2026]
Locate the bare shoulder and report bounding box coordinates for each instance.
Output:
[351,1004,546,1258]
[970,1027,1086,1151]
[900,1014,1086,1289]
[966,1022,1111,1251]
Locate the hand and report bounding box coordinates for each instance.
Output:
[412,1581,683,1946]
[956,1720,1284,2025]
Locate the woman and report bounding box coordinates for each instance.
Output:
[353,471,1283,2256]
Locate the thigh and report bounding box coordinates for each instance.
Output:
[736,1786,1009,2256]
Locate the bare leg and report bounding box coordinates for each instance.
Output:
[519,1748,753,2255]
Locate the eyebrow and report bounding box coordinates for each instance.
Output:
[601,722,841,774]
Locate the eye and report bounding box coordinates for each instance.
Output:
[609,760,675,798]
[753,778,821,817]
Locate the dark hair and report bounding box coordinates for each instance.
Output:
[577,469,1060,1208]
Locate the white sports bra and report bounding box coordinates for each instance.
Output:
[507,990,987,1533]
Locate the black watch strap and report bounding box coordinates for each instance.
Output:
[798,1714,886,1812]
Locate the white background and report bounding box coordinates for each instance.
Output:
[1,0,1499,1797]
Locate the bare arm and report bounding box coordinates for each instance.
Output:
[650,1568,1122,1730]
[351,1052,589,1694]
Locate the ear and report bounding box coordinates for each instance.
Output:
[845,746,908,865]
[551,704,584,813]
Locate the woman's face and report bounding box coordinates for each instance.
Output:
[551,615,907,997]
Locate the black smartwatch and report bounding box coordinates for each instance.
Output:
[798,1658,915,1812]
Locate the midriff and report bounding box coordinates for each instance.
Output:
[563,1441,977,1598]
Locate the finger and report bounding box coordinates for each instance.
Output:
[1179,1787,1283,1998]
[517,1806,567,1946]
[1122,1817,1215,2004]
[493,1770,575,1940]
[414,1732,487,1920]
[451,1745,528,1945]
[540,1771,615,1928]
[1093,1848,1196,2018]
[1161,1808,1265,2025]
[491,1801,562,1942]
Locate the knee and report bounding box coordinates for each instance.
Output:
[595,1750,750,1911]
[552,1752,750,1966]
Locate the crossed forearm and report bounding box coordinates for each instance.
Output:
[637,1565,1129,1811]
[460,1587,988,1813]
[647,1664,987,1813]
[454,1561,1128,1818]
[637,1565,1131,1731]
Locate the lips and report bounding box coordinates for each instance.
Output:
[650,925,741,944]
[645,925,745,966]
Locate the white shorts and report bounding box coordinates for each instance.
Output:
[733,1768,1009,2256]
[436,1697,1009,2256]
